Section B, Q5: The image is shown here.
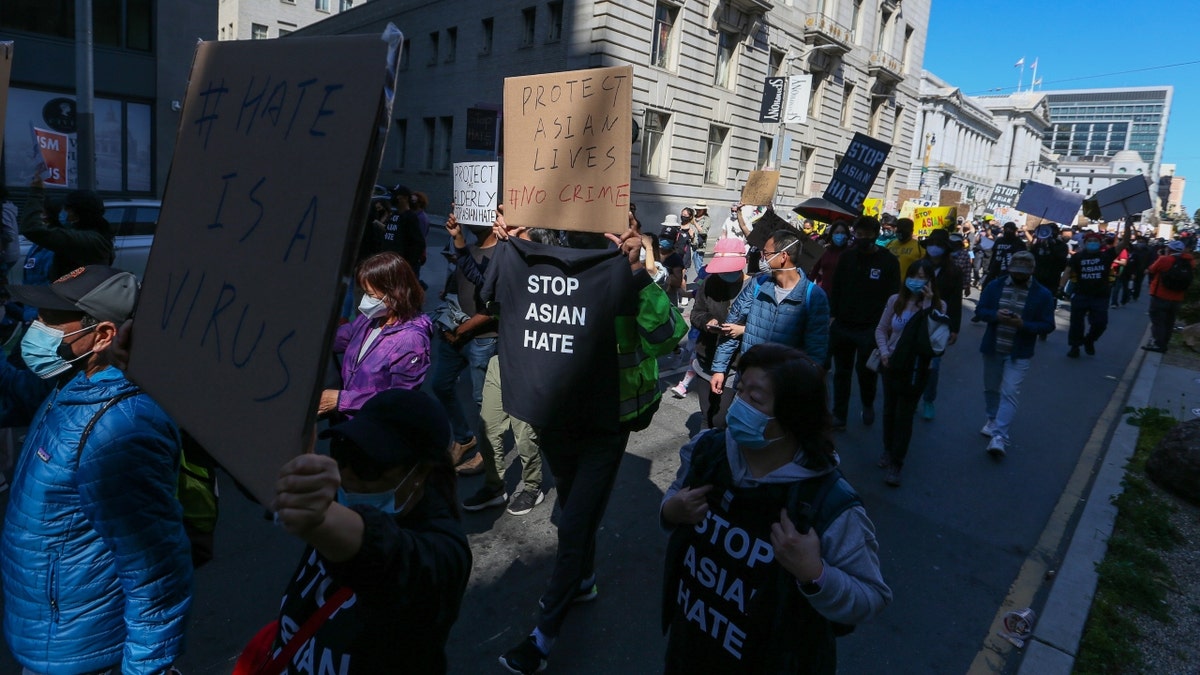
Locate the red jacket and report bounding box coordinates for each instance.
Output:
[1148,252,1195,302]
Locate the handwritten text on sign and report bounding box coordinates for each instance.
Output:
[824,133,892,215]
[503,65,633,234]
[127,35,393,505]
[453,161,498,226]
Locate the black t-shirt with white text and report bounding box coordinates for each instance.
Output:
[1069,248,1118,297]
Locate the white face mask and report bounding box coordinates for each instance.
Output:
[358,294,388,320]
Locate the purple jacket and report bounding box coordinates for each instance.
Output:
[334,314,433,414]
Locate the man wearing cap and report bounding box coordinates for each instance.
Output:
[975,251,1056,458]
[1059,231,1124,358]
[1,266,192,675]
[1143,240,1195,353]
[981,221,1027,289]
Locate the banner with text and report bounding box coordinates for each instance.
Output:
[453,161,499,226]
[759,76,785,123]
[127,33,399,505]
[823,133,891,214]
[33,127,69,187]
[912,206,957,238]
[502,65,633,234]
[465,107,499,154]
[985,184,1020,213]
[783,74,811,125]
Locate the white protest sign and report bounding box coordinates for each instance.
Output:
[453,161,499,226]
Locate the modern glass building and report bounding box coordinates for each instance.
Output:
[1041,86,1172,178]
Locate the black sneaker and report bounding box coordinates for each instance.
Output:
[500,635,548,675]
[462,486,507,512]
[1084,339,1095,356]
[1067,346,1080,358]
[831,416,847,430]
[506,489,545,516]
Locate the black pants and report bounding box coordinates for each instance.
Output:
[1149,296,1180,351]
[830,322,879,421]
[881,369,929,468]
[1068,294,1109,347]
[535,430,629,637]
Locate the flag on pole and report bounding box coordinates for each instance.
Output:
[1031,58,1038,70]
[1034,78,1043,87]
[1014,57,1025,67]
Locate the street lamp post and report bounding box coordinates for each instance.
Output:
[75,0,96,191]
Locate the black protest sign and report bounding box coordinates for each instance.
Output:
[986,184,1020,213]
[1093,175,1153,221]
[466,107,499,153]
[823,133,891,214]
[127,34,398,505]
[759,77,785,123]
[1015,181,1085,225]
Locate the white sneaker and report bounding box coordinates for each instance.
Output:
[987,436,1007,458]
[669,383,688,399]
[980,419,997,437]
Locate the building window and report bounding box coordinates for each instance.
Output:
[428,31,439,65]
[251,23,268,40]
[769,48,786,77]
[808,73,824,119]
[315,0,329,12]
[339,0,352,10]
[641,110,671,179]
[704,125,729,185]
[438,116,454,171]
[423,118,436,169]
[884,167,896,200]
[797,146,815,195]
[522,7,537,47]
[869,95,886,136]
[891,105,904,145]
[651,3,679,70]
[399,40,410,70]
[758,136,774,170]
[902,26,914,71]
[841,82,855,128]
[481,17,494,55]
[395,119,407,169]
[850,0,864,44]
[278,28,292,37]
[547,1,563,42]
[877,8,893,52]
[715,30,738,88]
[446,27,457,62]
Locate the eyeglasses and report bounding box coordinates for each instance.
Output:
[330,436,387,481]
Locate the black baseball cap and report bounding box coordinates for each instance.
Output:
[320,390,451,468]
[9,265,138,323]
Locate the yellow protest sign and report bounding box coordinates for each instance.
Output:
[912,206,958,237]
[862,198,882,217]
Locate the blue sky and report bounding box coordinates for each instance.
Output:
[923,0,1198,211]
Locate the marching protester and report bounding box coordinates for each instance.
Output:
[1,266,192,675]
[19,176,115,280]
[829,216,900,430]
[320,252,432,420]
[381,185,426,281]
[971,224,995,287]
[1030,224,1069,318]
[885,217,925,279]
[976,252,1056,458]
[949,232,973,299]
[679,207,703,272]
[660,342,891,673]
[483,217,685,674]
[1060,231,1124,358]
[709,229,831,406]
[809,220,851,297]
[1143,239,1195,353]
[875,260,947,486]
[1127,234,1156,302]
[655,218,688,307]
[261,389,471,674]
[981,221,1027,289]
[917,230,963,421]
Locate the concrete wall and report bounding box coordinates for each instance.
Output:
[219,0,374,41]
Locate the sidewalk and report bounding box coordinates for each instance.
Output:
[1016,343,1196,673]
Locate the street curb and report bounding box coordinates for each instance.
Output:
[1015,338,1162,675]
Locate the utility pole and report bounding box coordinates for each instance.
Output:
[75,0,96,191]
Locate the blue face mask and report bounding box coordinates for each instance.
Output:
[1085,241,1101,253]
[726,396,780,450]
[718,272,743,283]
[905,278,927,293]
[336,465,420,515]
[57,210,68,225]
[659,239,674,251]
[20,321,95,379]
[926,245,945,258]
[831,233,848,247]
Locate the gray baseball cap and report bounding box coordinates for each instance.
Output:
[9,265,139,323]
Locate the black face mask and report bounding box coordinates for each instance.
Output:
[1010,274,1031,286]
[857,237,875,251]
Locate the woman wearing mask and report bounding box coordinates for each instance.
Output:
[320,252,432,419]
[809,220,852,297]
[874,260,946,486]
[257,389,471,674]
[668,238,748,428]
[19,176,115,280]
[660,343,891,674]
[917,229,963,420]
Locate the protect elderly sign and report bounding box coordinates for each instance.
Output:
[823,133,891,214]
[502,65,633,234]
[127,33,399,505]
[453,161,498,226]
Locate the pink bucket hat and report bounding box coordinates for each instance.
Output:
[705,238,748,274]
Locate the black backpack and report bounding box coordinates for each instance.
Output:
[1161,256,1194,292]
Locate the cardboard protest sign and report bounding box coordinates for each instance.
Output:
[453,161,498,226]
[0,43,11,145]
[912,206,957,238]
[759,76,785,123]
[1015,181,1084,226]
[741,170,780,206]
[986,184,1020,213]
[502,65,633,234]
[939,189,961,206]
[824,133,891,214]
[896,189,919,207]
[33,127,69,187]
[127,33,400,505]
[1093,175,1153,221]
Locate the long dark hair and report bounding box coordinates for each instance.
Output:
[356,252,424,322]
[736,342,835,469]
[893,258,940,315]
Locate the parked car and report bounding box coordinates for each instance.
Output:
[7,198,160,284]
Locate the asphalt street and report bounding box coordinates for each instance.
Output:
[0,227,1151,674]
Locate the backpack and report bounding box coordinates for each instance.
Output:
[78,391,220,568]
[1161,256,1194,292]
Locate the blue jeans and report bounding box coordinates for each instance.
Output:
[982,353,1030,443]
[430,335,497,443]
[922,356,942,403]
[1068,294,1109,347]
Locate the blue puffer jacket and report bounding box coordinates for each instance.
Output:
[2,367,192,674]
[712,273,831,371]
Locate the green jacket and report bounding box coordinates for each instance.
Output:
[617,268,686,431]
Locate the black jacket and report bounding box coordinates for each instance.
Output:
[830,246,900,328]
[931,260,964,333]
